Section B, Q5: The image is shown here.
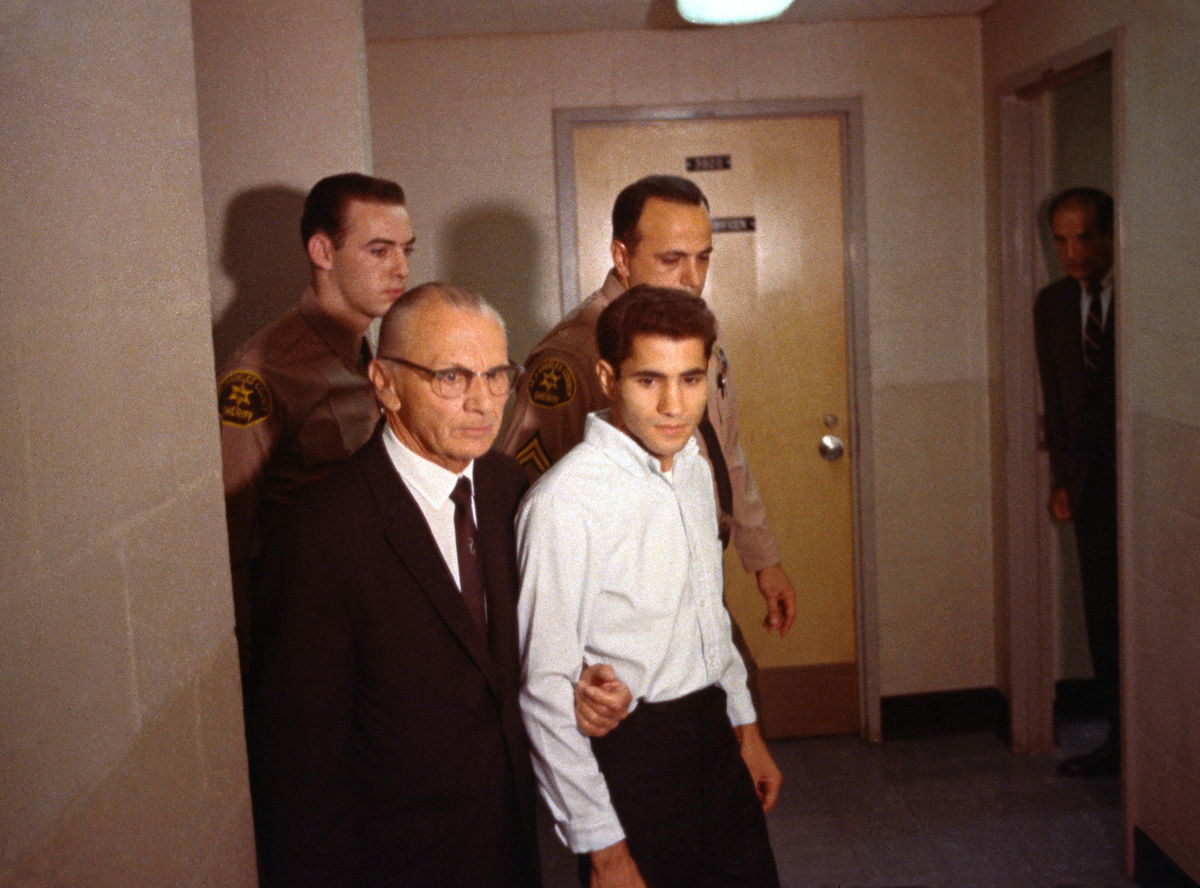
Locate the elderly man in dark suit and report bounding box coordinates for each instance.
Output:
[1034,187,1118,777]
[250,282,540,886]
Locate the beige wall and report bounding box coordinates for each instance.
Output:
[984,0,1200,878]
[0,0,256,883]
[194,0,372,366]
[368,17,994,698]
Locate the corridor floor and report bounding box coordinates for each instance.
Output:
[538,722,1135,887]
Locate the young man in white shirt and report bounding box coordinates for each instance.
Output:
[517,285,781,888]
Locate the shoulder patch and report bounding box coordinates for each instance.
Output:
[218,370,272,427]
[514,432,551,475]
[527,358,576,409]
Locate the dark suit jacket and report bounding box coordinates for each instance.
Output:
[250,426,539,887]
[1033,275,1115,514]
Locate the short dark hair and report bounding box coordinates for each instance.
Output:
[300,173,406,248]
[611,175,709,249]
[1048,187,1113,236]
[597,284,718,370]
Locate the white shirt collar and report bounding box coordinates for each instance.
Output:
[1078,268,1114,297]
[381,422,475,509]
[584,409,701,480]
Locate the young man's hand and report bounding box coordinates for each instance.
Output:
[589,839,647,888]
[734,721,782,812]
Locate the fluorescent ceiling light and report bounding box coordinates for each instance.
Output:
[676,0,796,25]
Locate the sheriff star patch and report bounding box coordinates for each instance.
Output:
[218,370,272,427]
[528,358,576,408]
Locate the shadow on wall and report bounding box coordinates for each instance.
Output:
[212,185,310,368]
[438,203,544,365]
[1037,191,1070,282]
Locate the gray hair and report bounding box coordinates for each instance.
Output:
[378,281,506,356]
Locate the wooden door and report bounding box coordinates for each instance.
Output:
[571,114,857,736]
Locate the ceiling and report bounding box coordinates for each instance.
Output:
[364,0,996,42]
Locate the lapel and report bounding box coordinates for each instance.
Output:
[1051,278,1086,415]
[1101,288,1116,366]
[357,428,501,691]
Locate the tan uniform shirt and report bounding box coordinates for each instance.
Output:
[500,271,780,572]
[217,289,380,662]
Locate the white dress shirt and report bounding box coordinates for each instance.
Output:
[516,411,757,853]
[381,422,474,590]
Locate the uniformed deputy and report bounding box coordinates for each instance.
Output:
[217,172,415,675]
[499,174,797,636]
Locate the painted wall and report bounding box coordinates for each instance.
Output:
[194,0,373,366]
[0,0,255,882]
[983,0,1200,878]
[367,16,994,697]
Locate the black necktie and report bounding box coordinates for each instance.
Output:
[1084,283,1105,386]
[449,477,487,635]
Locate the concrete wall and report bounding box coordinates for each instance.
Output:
[367,16,995,698]
[983,0,1200,878]
[1,0,373,880]
[0,0,256,883]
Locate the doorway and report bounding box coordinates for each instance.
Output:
[998,40,1118,755]
[553,100,878,739]
[1046,58,1114,705]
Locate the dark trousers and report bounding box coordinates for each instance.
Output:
[1075,457,1119,729]
[580,685,779,888]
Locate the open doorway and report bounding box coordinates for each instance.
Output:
[1041,57,1115,734]
[997,38,1118,757]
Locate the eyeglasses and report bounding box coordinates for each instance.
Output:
[378,355,522,398]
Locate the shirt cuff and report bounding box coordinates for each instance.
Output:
[557,812,626,855]
[724,684,758,727]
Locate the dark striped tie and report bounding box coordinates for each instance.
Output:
[450,477,488,636]
[1084,283,1104,387]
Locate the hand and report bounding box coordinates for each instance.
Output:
[1049,488,1072,523]
[734,722,782,812]
[589,840,647,888]
[755,563,796,637]
[575,663,632,738]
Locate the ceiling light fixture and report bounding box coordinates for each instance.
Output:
[676,0,796,25]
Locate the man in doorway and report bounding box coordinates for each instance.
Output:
[251,283,539,887]
[1033,187,1118,777]
[217,172,414,676]
[518,285,781,888]
[500,174,796,639]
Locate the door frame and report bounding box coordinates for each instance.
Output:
[552,98,881,740]
[995,31,1125,758]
